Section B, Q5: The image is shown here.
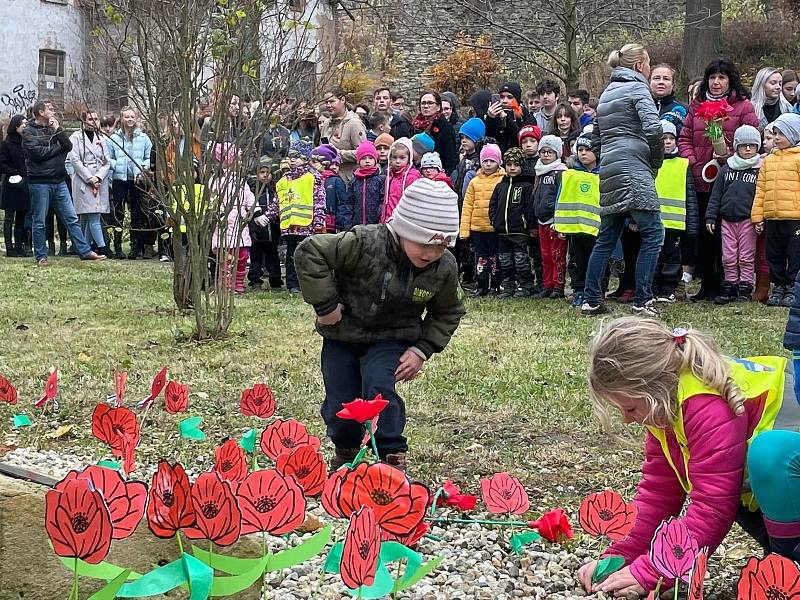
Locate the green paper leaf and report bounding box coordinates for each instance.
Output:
[510,531,542,555]
[12,414,31,427]
[179,416,207,440]
[96,460,121,471]
[87,569,131,600]
[323,541,343,574]
[117,553,211,599]
[592,556,626,584]
[59,556,142,581]
[394,554,444,592]
[239,428,256,453]
[211,557,269,596]
[268,525,332,571]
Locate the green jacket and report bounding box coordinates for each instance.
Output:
[294,225,466,359]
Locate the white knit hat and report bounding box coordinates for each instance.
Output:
[661,120,677,138]
[733,125,761,149]
[538,135,563,157]
[420,152,443,171]
[387,179,459,247]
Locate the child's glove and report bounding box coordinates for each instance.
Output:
[253,214,269,227]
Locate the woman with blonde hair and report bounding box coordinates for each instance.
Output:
[751,67,793,129]
[578,316,800,597]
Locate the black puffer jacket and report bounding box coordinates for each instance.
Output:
[0,132,29,211]
[706,163,759,223]
[21,121,72,183]
[489,176,534,234]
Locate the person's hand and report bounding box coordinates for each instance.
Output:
[254,214,269,227]
[487,102,503,119]
[316,303,343,326]
[706,223,715,234]
[396,350,424,381]
[558,233,567,240]
[755,221,765,234]
[529,229,538,238]
[577,561,597,593]
[712,151,729,161]
[594,566,645,598]
[49,118,60,130]
[628,223,639,232]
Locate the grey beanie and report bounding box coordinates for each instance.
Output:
[661,120,677,138]
[772,113,800,146]
[538,134,563,157]
[733,125,761,149]
[420,152,443,171]
[387,179,459,247]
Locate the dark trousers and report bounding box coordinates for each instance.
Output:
[320,338,408,456]
[653,229,682,296]
[529,233,544,287]
[3,209,25,253]
[766,220,800,287]
[284,233,306,290]
[696,191,723,290]
[455,237,475,283]
[498,233,533,290]
[618,225,641,292]
[248,238,283,288]
[472,231,499,292]
[567,233,596,292]
[46,207,67,248]
[111,179,145,254]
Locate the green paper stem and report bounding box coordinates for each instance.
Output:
[58,556,143,582]
[510,531,543,555]
[345,445,369,469]
[673,577,678,600]
[87,569,132,600]
[591,556,625,584]
[425,516,530,527]
[72,557,79,600]
[239,428,257,454]
[176,533,191,598]
[366,419,380,460]
[429,488,445,516]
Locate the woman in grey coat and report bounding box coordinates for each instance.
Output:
[580,43,665,317]
[69,111,111,255]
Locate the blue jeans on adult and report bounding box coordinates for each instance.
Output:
[584,209,665,306]
[80,213,105,248]
[29,182,91,261]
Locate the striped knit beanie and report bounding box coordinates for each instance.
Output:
[388,178,460,247]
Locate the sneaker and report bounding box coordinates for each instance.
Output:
[571,292,584,307]
[632,299,660,317]
[534,287,553,299]
[674,281,687,301]
[498,288,516,299]
[329,447,359,472]
[714,281,738,305]
[737,282,753,302]
[159,254,172,263]
[618,289,635,303]
[384,452,407,474]
[288,287,301,294]
[768,285,786,307]
[513,288,533,298]
[549,288,565,299]
[656,294,677,303]
[580,301,608,315]
[782,291,796,308]
[37,257,48,266]
[607,287,626,300]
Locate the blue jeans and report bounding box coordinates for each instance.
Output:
[584,210,665,306]
[80,213,105,248]
[30,182,91,260]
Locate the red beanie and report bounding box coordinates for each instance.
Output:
[518,124,543,143]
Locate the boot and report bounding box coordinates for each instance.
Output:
[498,278,516,299]
[97,246,112,258]
[714,281,737,305]
[48,240,56,256]
[329,447,359,472]
[384,452,407,474]
[113,232,125,259]
[58,241,68,256]
[549,288,565,299]
[768,285,786,307]
[753,272,771,304]
[737,282,753,302]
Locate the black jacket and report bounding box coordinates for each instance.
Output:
[489,176,534,234]
[706,163,759,223]
[390,113,413,140]
[532,169,563,223]
[250,186,280,244]
[0,133,30,211]
[420,114,459,175]
[21,121,72,183]
[485,112,524,154]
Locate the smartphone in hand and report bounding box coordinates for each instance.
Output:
[491,93,500,104]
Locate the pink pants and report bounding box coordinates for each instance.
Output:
[721,220,757,285]
[538,224,567,290]
[219,247,249,293]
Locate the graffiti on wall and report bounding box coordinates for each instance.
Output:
[0,84,37,115]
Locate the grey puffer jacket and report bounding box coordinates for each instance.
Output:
[591,67,663,215]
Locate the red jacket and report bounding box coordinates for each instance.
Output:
[678,92,759,193]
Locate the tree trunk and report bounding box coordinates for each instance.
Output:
[562,0,580,90]
[681,0,722,81]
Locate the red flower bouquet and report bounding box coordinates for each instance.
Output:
[695,98,734,155]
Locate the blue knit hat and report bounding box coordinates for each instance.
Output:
[411,132,435,155]
[459,117,486,143]
[288,138,313,160]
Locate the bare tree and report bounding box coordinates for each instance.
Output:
[681,0,723,81]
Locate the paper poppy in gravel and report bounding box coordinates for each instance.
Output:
[240,383,276,419]
[0,375,17,404]
[236,468,306,535]
[164,380,189,414]
[578,490,637,541]
[259,418,321,461]
[45,477,113,564]
[437,480,478,511]
[321,468,347,519]
[649,518,699,584]
[480,472,530,515]
[382,520,430,548]
[688,547,708,600]
[341,506,381,590]
[737,553,800,600]
[275,444,327,496]
[138,367,167,410]
[147,460,195,538]
[184,472,242,547]
[34,369,58,409]
[214,439,248,483]
[91,403,141,459]
[530,508,574,543]
[336,394,389,424]
[57,465,147,540]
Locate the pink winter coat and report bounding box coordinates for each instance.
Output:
[606,393,748,591]
[210,176,256,250]
[678,92,759,193]
[380,165,420,223]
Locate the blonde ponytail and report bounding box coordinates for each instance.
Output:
[607,43,648,70]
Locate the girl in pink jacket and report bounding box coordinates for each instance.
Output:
[379,137,420,223]
[581,317,800,597]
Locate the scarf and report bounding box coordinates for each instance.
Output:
[411,111,440,133]
[765,95,780,106]
[706,90,731,101]
[354,165,378,178]
[727,153,761,170]
[534,159,566,177]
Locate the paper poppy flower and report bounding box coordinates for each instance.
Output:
[113,368,127,407]
[240,383,276,419]
[0,375,17,404]
[164,380,189,414]
[382,520,430,548]
[336,394,389,424]
[341,506,381,590]
[147,461,196,538]
[737,553,800,600]
[259,418,321,461]
[138,366,167,410]
[531,508,574,543]
[578,490,637,541]
[480,472,530,515]
[438,480,478,511]
[184,472,242,547]
[214,439,248,483]
[34,369,58,409]
[321,468,347,520]
[649,518,699,583]
[45,477,113,564]
[57,466,146,540]
[275,444,327,496]
[236,468,306,535]
[91,403,141,459]
[689,547,708,600]
[335,462,430,536]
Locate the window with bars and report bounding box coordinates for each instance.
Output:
[38,50,65,79]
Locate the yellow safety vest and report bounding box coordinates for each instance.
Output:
[171,184,206,233]
[655,157,689,231]
[647,356,787,510]
[553,169,601,236]
[276,172,315,230]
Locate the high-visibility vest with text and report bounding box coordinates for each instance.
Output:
[553,169,601,236]
[655,157,689,231]
[276,172,315,230]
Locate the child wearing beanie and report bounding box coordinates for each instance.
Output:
[312,144,346,233]
[532,134,568,298]
[294,178,466,473]
[248,156,284,291]
[489,147,535,298]
[411,132,436,166]
[460,143,505,296]
[374,133,394,174]
[420,152,454,189]
[518,123,545,293]
[338,140,386,230]
[380,137,421,222]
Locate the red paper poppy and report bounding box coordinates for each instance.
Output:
[240,383,276,419]
[34,369,58,408]
[321,467,347,519]
[382,520,430,548]
[236,468,306,535]
[214,439,248,483]
[0,375,17,404]
[147,461,196,538]
[336,394,390,424]
[335,462,430,536]
[480,472,530,515]
[341,506,381,590]
[689,547,708,600]
[91,403,141,459]
[113,368,127,406]
[57,466,147,540]
[45,477,113,564]
[695,99,733,122]
[737,553,800,600]
[531,508,574,543]
[184,472,242,547]
[139,367,168,409]
[259,418,321,461]
[578,490,637,541]
[164,380,189,414]
[275,444,327,496]
[438,480,478,511]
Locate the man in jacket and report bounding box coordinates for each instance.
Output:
[22,100,105,265]
[320,88,367,182]
[373,87,413,140]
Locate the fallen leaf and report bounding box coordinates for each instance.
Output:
[78,351,93,363]
[193,391,209,400]
[0,443,17,456]
[724,544,752,561]
[46,425,73,439]
[297,515,323,533]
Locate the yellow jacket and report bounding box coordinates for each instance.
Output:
[752,146,800,222]
[460,169,505,237]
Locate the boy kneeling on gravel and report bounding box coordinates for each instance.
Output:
[294,178,466,472]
